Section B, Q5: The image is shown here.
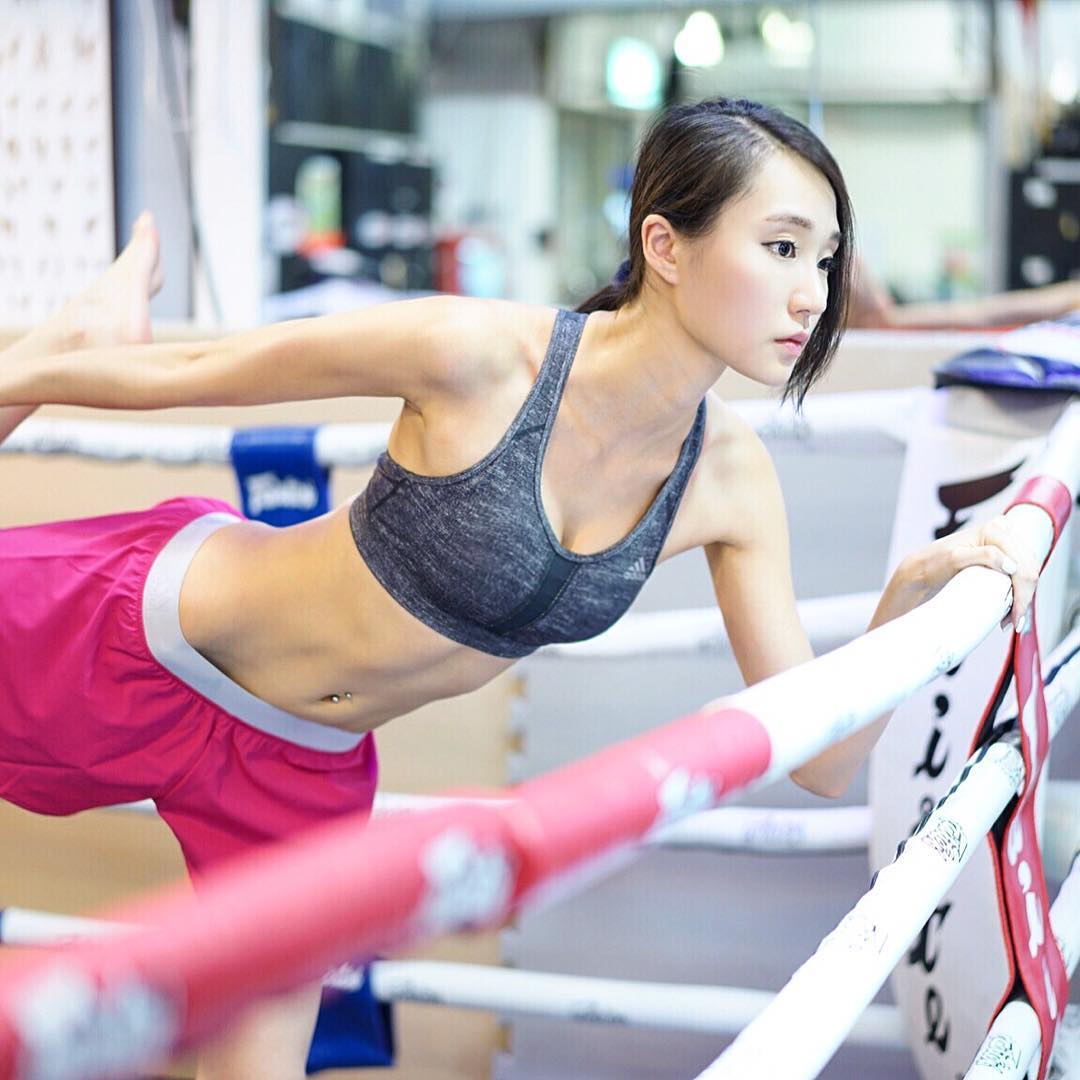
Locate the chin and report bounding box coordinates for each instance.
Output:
[723,350,792,388]
[751,365,792,389]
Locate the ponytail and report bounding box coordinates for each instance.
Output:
[575,259,632,314]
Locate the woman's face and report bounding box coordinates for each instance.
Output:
[674,149,841,386]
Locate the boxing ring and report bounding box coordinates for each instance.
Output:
[0,386,1078,1080]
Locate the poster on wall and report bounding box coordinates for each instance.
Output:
[0,0,115,325]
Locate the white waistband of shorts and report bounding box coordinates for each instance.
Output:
[142,512,366,754]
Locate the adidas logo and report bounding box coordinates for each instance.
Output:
[245,471,319,516]
[623,556,649,583]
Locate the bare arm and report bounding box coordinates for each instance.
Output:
[0,295,492,414]
[877,280,1080,330]
[703,423,1043,798]
[0,323,90,442]
[702,429,868,798]
[849,254,1080,331]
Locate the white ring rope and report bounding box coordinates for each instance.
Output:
[540,590,878,661]
[737,475,1072,789]
[0,389,920,467]
[696,623,1080,1080]
[699,736,1029,1079]
[105,617,1080,864]
[0,909,906,1049]
[0,419,394,468]
[105,782,1079,865]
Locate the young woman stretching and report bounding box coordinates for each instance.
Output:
[0,98,1039,1079]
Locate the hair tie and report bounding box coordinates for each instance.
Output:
[612,258,631,287]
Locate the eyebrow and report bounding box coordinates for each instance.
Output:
[766,213,841,244]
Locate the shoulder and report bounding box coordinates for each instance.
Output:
[409,296,558,396]
[688,392,786,550]
[697,392,776,495]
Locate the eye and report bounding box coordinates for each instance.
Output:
[769,240,797,259]
[818,256,837,273]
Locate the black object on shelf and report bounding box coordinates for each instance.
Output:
[1006,162,1080,291]
[268,141,434,293]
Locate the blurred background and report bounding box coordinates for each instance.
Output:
[1,0,1078,331]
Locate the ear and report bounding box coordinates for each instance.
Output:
[641,213,681,286]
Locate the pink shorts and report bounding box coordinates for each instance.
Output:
[0,497,377,876]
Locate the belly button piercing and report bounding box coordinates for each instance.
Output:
[327,692,353,704]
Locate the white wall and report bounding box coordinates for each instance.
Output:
[422,93,559,303]
[113,0,193,320]
[825,103,986,300]
[191,0,265,327]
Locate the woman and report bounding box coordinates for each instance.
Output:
[0,98,1037,1078]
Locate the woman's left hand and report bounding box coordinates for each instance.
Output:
[877,514,1041,633]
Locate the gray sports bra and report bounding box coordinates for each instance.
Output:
[349,309,706,658]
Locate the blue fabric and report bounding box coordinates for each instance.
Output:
[935,348,1080,391]
[935,312,1080,392]
[229,427,331,526]
[307,964,395,1073]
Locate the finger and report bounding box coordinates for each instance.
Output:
[979,518,1040,579]
[941,544,1023,629]
[975,520,1045,632]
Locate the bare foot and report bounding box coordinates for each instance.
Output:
[56,211,164,350]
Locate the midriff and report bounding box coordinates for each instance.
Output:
[177,502,515,732]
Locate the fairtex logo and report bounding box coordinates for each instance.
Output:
[623,556,649,583]
[245,472,319,516]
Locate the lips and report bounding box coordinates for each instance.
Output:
[776,332,809,348]
[774,332,808,361]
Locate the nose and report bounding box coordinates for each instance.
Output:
[791,266,828,325]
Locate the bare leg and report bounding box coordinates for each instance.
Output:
[0,212,163,443]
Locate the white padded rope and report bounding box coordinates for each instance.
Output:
[0,418,394,468]
[539,591,878,661]
[103,613,1080,865]
[0,910,905,1049]
[0,389,920,467]
[699,738,1027,1080]
[741,431,1078,787]
[696,613,1080,1080]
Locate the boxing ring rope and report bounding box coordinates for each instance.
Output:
[108,606,1080,860]
[107,774,1080,862]
[697,645,1080,1080]
[112,787,877,855]
[3,616,1078,1060]
[0,910,909,1050]
[0,388,918,467]
[0,418,393,468]
[543,589,879,660]
[0,404,1072,1079]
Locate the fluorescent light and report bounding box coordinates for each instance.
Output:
[1049,58,1078,105]
[606,37,663,110]
[760,8,814,62]
[674,11,725,69]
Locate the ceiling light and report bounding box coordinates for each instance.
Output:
[674,11,725,69]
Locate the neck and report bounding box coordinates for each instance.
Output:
[576,291,723,447]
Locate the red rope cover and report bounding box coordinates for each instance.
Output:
[968,474,1073,1080]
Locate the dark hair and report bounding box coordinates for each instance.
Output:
[577,97,855,408]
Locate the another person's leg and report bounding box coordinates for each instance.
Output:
[0,212,162,442]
